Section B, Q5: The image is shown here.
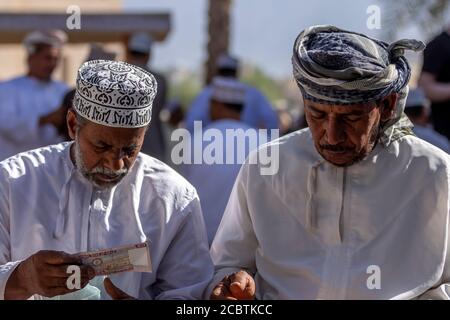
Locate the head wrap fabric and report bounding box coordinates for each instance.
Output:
[292,25,425,146]
[73,60,157,128]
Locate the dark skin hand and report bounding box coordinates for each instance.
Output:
[104,277,135,300]
[5,250,95,300]
[210,270,256,300]
[6,251,137,300]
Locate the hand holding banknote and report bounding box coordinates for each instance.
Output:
[5,250,96,300]
[77,242,152,276]
[77,241,152,300]
[5,242,151,300]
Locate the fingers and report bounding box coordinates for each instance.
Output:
[32,256,95,297]
[16,251,96,298]
[210,282,237,300]
[229,270,248,288]
[210,271,256,300]
[37,275,91,298]
[38,250,82,265]
[228,271,256,300]
[104,277,134,300]
[40,264,95,280]
[46,273,91,288]
[80,265,96,280]
[40,282,88,298]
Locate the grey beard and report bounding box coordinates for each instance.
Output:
[74,137,128,190]
[328,121,381,168]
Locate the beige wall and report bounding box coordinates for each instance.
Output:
[0,0,122,13]
[0,0,123,85]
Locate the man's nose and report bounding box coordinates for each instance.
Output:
[104,150,126,172]
[326,118,345,145]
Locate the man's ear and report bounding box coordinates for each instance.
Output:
[67,109,77,140]
[380,93,398,122]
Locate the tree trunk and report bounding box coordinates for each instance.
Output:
[205,0,232,85]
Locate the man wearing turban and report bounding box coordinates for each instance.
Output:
[209,25,450,299]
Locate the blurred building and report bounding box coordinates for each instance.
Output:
[0,0,170,85]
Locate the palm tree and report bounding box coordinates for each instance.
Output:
[382,0,449,41]
[205,0,232,85]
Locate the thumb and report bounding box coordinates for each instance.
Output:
[229,279,246,297]
[104,277,133,300]
[229,272,255,300]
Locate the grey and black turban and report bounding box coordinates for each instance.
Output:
[292,25,425,146]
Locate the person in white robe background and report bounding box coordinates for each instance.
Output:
[183,77,268,245]
[184,54,279,133]
[208,25,450,300]
[403,88,450,153]
[0,30,70,161]
[0,60,213,300]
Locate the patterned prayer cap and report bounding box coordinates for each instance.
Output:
[73,60,157,128]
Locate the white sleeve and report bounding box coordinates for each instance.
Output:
[416,165,450,300]
[149,197,214,300]
[205,162,258,298]
[416,233,450,300]
[0,168,22,300]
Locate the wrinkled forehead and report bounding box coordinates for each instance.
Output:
[81,119,146,146]
[304,98,378,114]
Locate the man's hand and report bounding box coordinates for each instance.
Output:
[210,270,255,300]
[104,277,136,300]
[5,250,95,300]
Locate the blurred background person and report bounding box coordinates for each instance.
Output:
[183,77,268,245]
[159,100,186,172]
[161,100,185,130]
[126,32,168,162]
[184,53,279,133]
[85,42,117,62]
[404,88,450,153]
[419,26,450,141]
[0,29,69,161]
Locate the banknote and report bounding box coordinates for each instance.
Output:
[77,242,152,276]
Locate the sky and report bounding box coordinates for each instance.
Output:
[123,0,439,79]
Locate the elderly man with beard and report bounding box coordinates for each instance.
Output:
[208,25,450,300]
[0,60,213,300]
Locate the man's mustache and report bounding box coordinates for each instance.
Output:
[90,166,128,178]
[320,144,354,152]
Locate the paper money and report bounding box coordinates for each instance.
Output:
[78,242,152,276]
